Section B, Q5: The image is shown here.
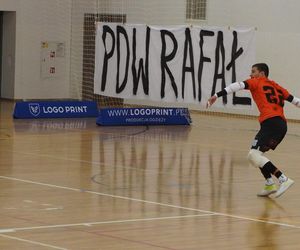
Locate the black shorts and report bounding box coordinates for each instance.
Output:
[251,116,287,152]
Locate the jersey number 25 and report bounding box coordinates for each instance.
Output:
[263,86,284,107]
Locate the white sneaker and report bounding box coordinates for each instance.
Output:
[257,184,277,197]
[275,178,294,198]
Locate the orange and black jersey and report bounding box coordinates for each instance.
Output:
[243,77,293,123]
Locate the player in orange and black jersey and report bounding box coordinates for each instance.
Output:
[207,63,300,198]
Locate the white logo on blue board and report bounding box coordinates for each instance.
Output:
[29,103,41,117]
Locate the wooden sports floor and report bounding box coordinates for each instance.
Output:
[1,100,300,249]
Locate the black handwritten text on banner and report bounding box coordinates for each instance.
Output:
[94,23,255,107]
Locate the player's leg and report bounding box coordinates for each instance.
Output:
[248,125,277,196]
[247,117,293,197]
[247,146,277,197]
[260,157,294,198]
[260,117,294,197]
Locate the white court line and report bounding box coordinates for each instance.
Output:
[1,175,300,230]
[0,176,215,214]
[0,214,213,233]
[0,233,67,250]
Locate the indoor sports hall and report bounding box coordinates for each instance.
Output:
[1,1,300,249]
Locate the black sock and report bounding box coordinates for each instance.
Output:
[262,161,282,178]
[274,170,283,178]
[259,165,272,179]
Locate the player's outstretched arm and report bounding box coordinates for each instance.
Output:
[206,82,246,108]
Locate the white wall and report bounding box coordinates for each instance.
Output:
[0,0,19,11]
[2,0,300,119]
[125,0,185,25]
[0,0,72,100]
[70,0,186,100]
[16,0,72,100]
[206,0,300,119]
[125,0,300,120]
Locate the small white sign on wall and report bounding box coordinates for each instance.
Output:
[41,41,65,78]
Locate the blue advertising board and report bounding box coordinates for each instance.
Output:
[96,107,191,126]
[13,101,98,119]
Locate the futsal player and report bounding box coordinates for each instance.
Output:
[207,63,299,197]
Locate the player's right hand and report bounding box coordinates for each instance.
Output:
[206,95,217,108]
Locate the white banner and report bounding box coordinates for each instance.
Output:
[94,23,255,107]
